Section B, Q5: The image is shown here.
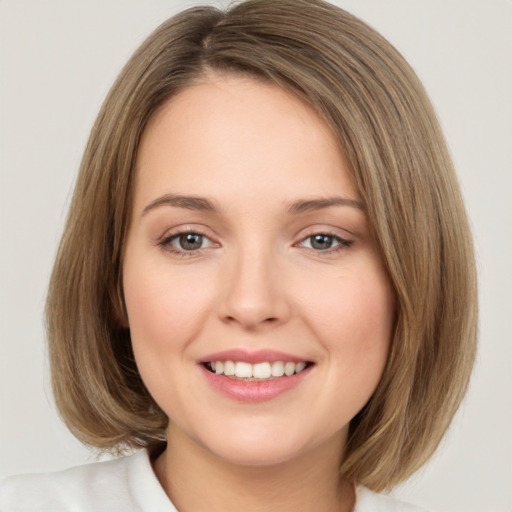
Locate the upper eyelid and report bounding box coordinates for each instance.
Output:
[299,233,347,242]
[296,233,353,248]
[294,225,354,242]
[161,231,216,248]
[158,224,216,241]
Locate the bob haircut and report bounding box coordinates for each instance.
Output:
[46,0,477,491]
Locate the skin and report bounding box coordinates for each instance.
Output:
[123,74,395,512]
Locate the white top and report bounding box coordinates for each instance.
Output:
[0,450,428,512]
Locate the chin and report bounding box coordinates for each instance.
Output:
[193,423,325,469]
[211,440,305,468]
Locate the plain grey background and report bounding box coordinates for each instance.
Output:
[1,1,511,511]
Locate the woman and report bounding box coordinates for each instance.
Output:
[0,1,477,510]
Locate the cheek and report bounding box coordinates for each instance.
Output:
[298,264,394,378]
[302,267,393,337]
[123,262,215,357]
[122,262,218,413]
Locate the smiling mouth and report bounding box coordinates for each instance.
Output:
[203,361,313,381]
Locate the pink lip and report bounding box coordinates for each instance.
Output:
[199,352,313,403]
[199,348,308,364]
[200,366,312,402]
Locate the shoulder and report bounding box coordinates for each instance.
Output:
[354,486,431,512]
[0,450,175,512]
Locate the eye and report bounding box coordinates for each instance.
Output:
[298,233,353,251]
[160,231,215,253]
[173,233,207,251]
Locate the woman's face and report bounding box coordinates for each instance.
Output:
[123,75,395,466]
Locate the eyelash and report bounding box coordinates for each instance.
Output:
[158,230,215,258]
[158,230,354,257]
[296,232,354,253]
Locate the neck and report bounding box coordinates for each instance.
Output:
[153,425,355,512]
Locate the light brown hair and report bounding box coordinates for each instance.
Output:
[46,0,477,491]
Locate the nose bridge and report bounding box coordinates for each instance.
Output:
[218,237,290,330]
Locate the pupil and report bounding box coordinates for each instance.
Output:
[311,234,333,250]
[180,233,202,250]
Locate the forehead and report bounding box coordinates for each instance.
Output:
[134,74,358,212]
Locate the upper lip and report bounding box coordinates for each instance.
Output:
[199,349,311,365]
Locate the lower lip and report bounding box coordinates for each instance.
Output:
[200,365,312,403]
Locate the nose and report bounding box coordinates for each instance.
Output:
[217,246,292,331]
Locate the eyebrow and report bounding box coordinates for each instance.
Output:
[141,194,364,216]
[286,197,364,214]
[142,194,217,216]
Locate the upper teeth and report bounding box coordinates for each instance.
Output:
[209,361,307,379]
